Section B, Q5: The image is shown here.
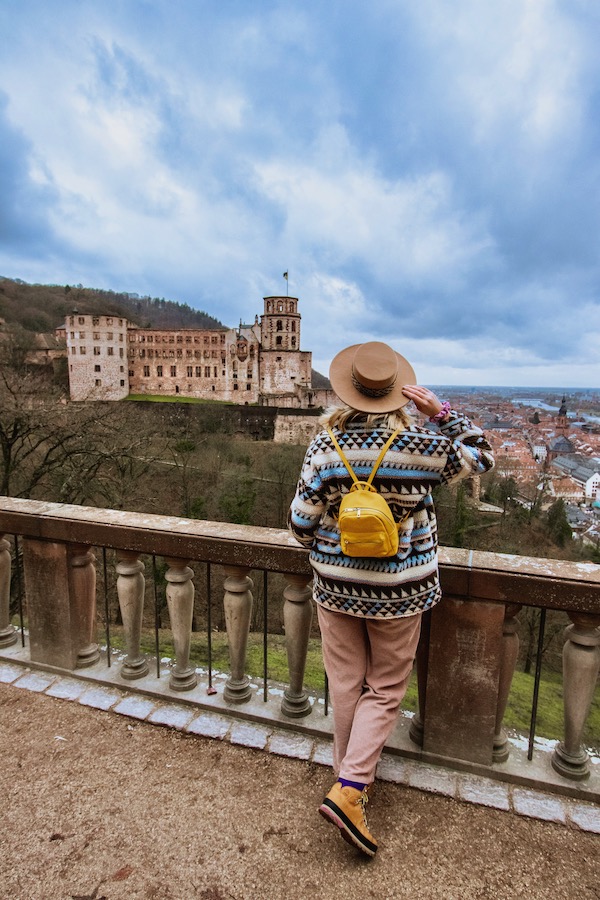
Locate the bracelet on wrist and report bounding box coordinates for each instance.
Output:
[429,401,451,423]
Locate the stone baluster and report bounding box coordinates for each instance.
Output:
[0,535,17,648]
[68,543,100,668]
[552,612,600,780]
[281,574,313,718]
[223,565,253,704]
[493,603,522,763]
[165,558,197,691]
[116,551,149,680]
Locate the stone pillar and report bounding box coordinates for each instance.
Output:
[116,551,149,680]
[165,558,197,691]
[423,597,505,765]
[68,543,100,668]
[223,565,253,704]
[0,535,17,648]
[281,573,313,718]
[552,612,600,780]
[493,603,522,763]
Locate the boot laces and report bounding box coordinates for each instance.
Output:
[355,788,369,823]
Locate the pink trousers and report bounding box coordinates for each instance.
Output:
[317,605,422,784]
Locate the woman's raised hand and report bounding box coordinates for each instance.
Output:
[401,385,446,420]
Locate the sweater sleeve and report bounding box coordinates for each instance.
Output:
[437,410,495,485]
[287,440,328,548]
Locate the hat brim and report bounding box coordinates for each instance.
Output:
[329,344,417,413]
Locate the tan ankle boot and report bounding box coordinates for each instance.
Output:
[319,782,378,857]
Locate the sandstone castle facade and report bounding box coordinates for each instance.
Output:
[65,295,332,409]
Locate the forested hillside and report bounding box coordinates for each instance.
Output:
[0,278,224,333]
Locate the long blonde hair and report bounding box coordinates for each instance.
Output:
[320,404,412,432]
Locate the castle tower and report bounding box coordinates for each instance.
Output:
[258,296,311,402]
[260,296,301,351]
[65,313,129,401]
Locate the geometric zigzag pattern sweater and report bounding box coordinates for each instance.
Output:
[288,411,495,619]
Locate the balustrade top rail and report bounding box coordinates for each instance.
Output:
[0,497,599,614]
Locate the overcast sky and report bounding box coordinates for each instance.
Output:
[1,0,599,388]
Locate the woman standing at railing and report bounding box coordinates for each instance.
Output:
[288,340,494,858]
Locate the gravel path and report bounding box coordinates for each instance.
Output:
[1,683,598,900]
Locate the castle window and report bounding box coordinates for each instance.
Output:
[187,366,193,377]
[213,366,217,377]
[78,317,85,325]
[118,319,123,326]
[276,320,283,331]
[204,366,211,377]
[107,347,114,356]
[95,379,101,386]
[128,370,134,377]
[80,346,86,354]
[107,332,113,340]
[93,346,101,356]
[119,348,124,357]
[94,365,101,372]
[177,336,183,343]
[106,318,113,326]
[70,332,75,339]
[291,337,296,348]
[196,366,201,377]
[148,335,153,343]
[246,384,251,391]
[139,349,145,358]
[144,366,150,377]
[93,332,100,340]
[79,332,86,339]
[291,322,296,332]
[276,336,282,346]
[277,303,283,312]
[120,380,125,387]
[157,365,163,377]
[233,383,239,390]
[69,316,74,326]
[170,365,177,376]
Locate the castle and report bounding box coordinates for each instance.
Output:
[65,295,333,409]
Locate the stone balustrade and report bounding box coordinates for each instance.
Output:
[0,498,598,795]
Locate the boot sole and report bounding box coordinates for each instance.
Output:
[319,800,377,857]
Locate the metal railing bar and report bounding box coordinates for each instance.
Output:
[152,555,161,679]
[206,562,214,692]
[263,570,268,703]
[528,607,547,761]
[13,535,25,648]
[102,547,111,668]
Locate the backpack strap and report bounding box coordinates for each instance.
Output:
[326,427,400,488]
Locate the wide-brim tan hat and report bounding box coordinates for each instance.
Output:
[329,341,416,413]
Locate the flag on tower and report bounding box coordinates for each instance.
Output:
[283,271,288,280]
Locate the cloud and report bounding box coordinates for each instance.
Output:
[0,0,598,386]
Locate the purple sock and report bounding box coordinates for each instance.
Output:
[339,777,367,791]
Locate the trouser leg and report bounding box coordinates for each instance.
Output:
[318,605,422,784]
[317,606,369,777]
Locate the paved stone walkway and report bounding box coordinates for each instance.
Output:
[1,659,598,836]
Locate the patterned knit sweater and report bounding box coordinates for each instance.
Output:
[288,411,494,619]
